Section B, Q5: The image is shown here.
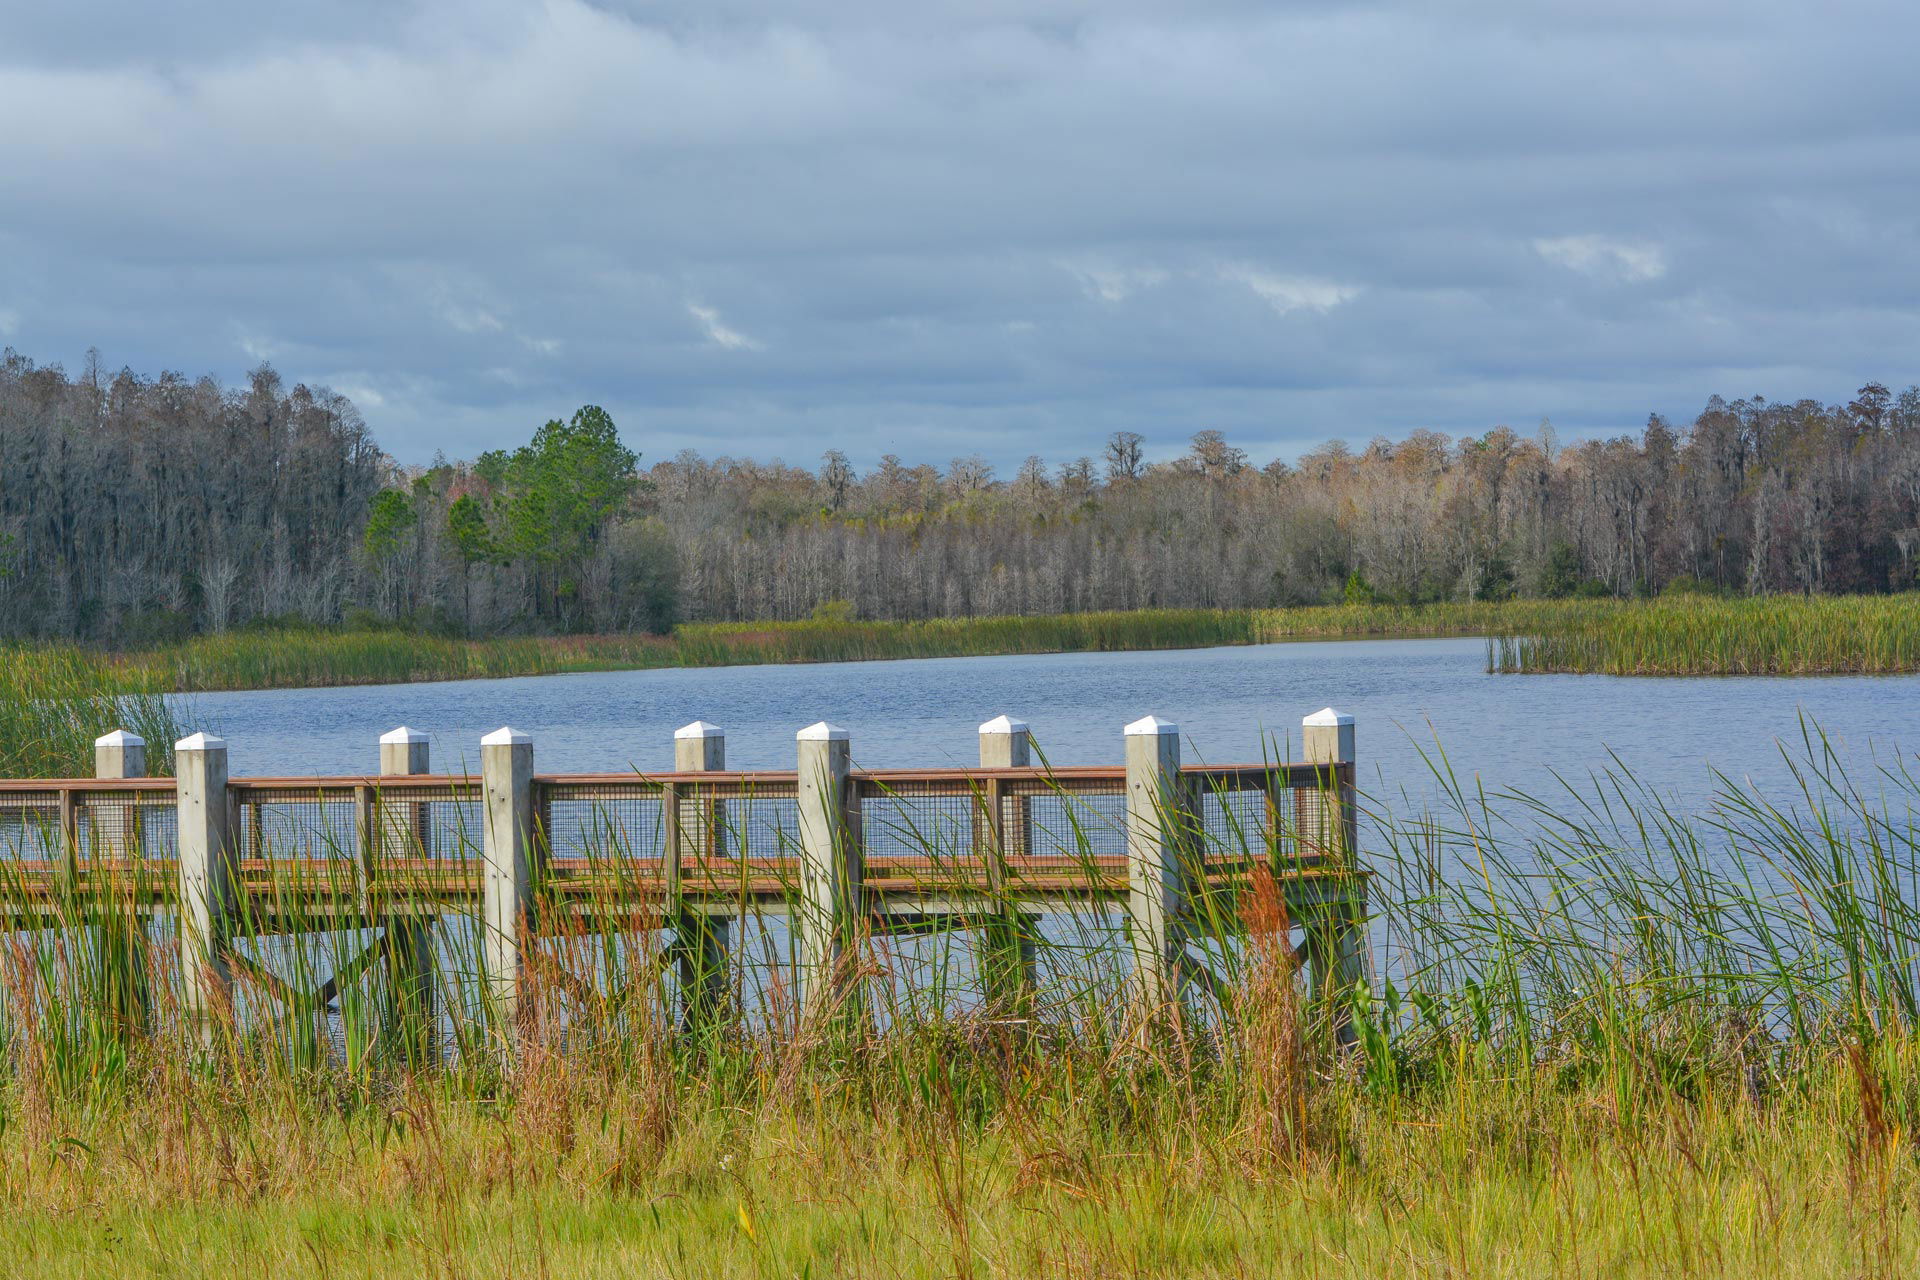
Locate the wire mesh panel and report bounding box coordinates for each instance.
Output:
[1290,763,1353,864]
[372,782,482,861]
[80,788,180,865]
[1195,785,1271,860]
[236,786,364,861]
[857,778,979,863]
[720,783,800,860]
[666,778,803,893]
[669,784,729,859]
[0,789,62,861]
[993,775,1129,895]
[1012,778,1128,860]
[540,781,667,866]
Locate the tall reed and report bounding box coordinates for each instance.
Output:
[0,646,178,777]
[1491,592,1920,675]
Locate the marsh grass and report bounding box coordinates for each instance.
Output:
[3,728,1920,1273]
[1491,592,1920,675]
[0,647,179,777]
[12,594,1913,725]
[8,601,1602,702]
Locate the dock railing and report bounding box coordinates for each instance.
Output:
[0,709,1368,1053]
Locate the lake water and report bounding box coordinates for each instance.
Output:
[179,637,1920,817]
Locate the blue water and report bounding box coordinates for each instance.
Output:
[178,637,1920,814]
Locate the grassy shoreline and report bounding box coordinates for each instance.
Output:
[146,604,1529,692]
[101,593,1920,691]
[5,736,1920,1274]
[1489,592,1920,675]
[28,600,1605,697]
[5,593,1918,776]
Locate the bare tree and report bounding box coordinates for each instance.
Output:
[1104,431,1144,481]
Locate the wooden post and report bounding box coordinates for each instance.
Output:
[175,732,233,1041]
[673,721,729,1033]
[91,729,146,860]
[1302,707,1365,1041]
[380,725,431,780]
[1124,715,1188,1019]
[379,727,435,1060]
[92,729,150,1031]
[676,720,726,774]
[977,715,1030,768]
[95,728,148,782]
[796,721,858,1018]
[1302,707,1357,863]
[978,716,1035,1014]
[480,726,536,1052]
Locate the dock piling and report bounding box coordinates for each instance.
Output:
[91,729,151,1030]
[175,732,234,1041]
[673,720,730,1033]
[378,726,436,1060]
[796,721,859,1018]
[978,715,1037,1014]
[1123,715,1190,1020]
[1302,708,1365,1041]
[480,726,536,1052]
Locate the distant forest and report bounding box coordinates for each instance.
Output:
[3,348,1919,643]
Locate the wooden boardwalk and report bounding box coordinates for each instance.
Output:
[0,712,1369,1041]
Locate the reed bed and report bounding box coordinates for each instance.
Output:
[143,610,1265,691]
[3,731,1920,1274]
[10,602,1567,703]
[1491,592,1920,675]
[7,594,1918,731]
[0,647,179,777]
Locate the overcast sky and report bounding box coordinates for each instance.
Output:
[2,0,1915,470]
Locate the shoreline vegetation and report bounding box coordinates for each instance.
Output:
[4,734,1920,1274]
[144,601,1534,691]
[42,592,1920,694]
[4,593,1918,777]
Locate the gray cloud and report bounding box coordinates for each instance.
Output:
[1,0,1915,469]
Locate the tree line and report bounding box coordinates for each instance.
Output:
[3,347,1917,642]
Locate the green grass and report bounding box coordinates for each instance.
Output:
[1,1071,1913,1278]
[0,647,179,777]
[142,610,1268,691]
[140,595,1919,693]
[1491,592,1920,674]
[9,601,1607,705]
[4,730,1920,1274]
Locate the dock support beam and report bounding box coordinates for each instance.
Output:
[481,726,536,1055]
[379,726,436,1061]
[1302,707,1365,1043]
[673,721,730,1034]
[796,721,859,1020]
[175,732,233,1044]
[1124,715,1189,1021]
[978,715,1036,1015]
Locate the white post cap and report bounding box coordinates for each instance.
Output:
[796,721,850,742]
[380,725,429,744]
[95,728,146,748]
[676,720,725,739]
[481,726,533,746]
[174,731,226,752]
[978,715,1029,734]
[1124,715,1179,736]
[1303,707,1355,727]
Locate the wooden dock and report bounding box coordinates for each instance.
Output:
[0,712,1368,1044]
